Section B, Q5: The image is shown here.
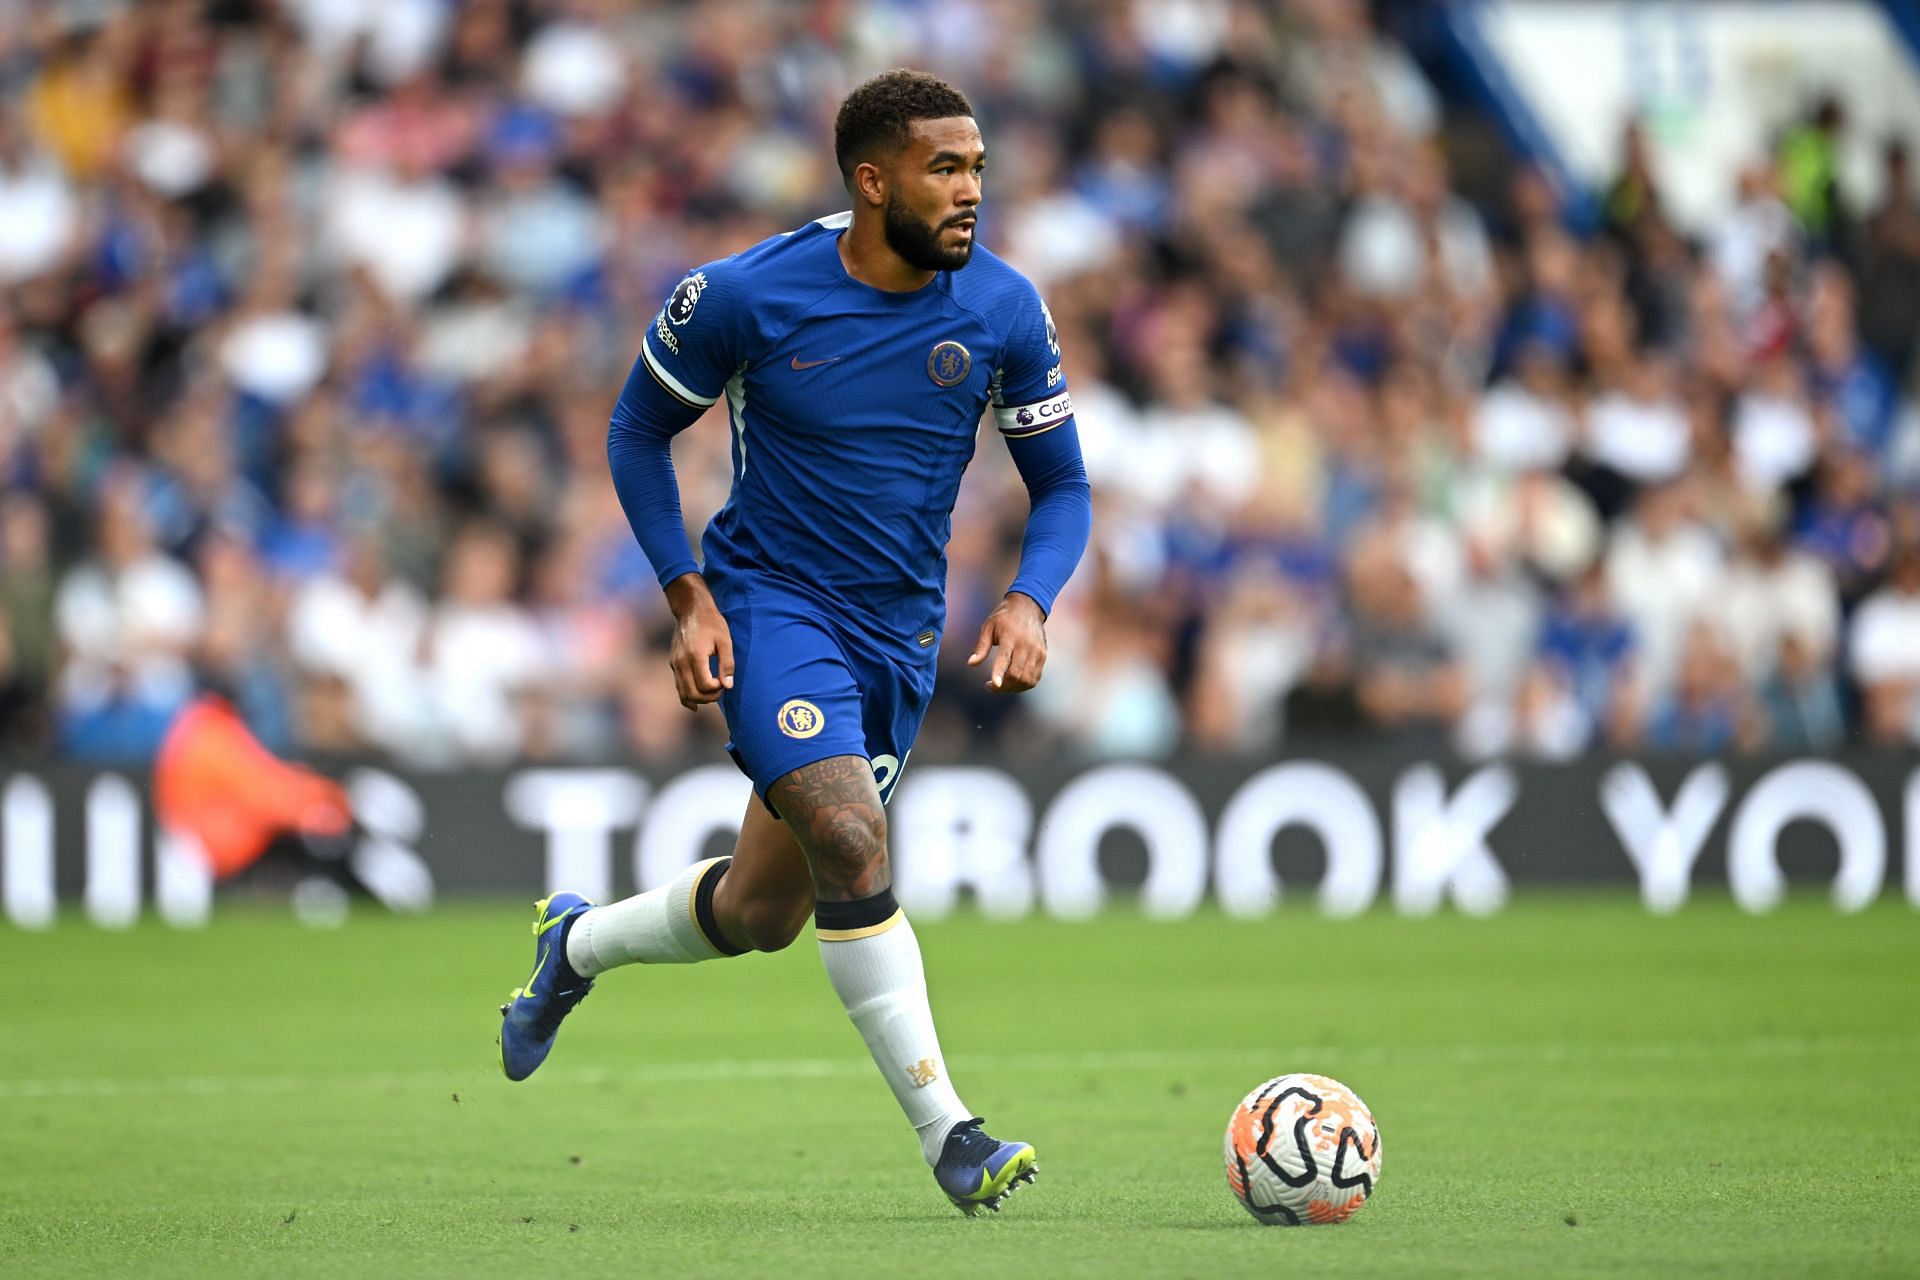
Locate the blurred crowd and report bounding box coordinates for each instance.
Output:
[2,0,1919,769]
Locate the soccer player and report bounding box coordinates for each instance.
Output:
[497,70,1091,1215]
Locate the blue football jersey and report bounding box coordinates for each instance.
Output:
[633,212,1074,645]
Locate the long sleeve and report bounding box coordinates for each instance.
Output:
[1003,418,1092,615]
[606,350,708,589]
[607,262,744,589]
[989,278,1090,616]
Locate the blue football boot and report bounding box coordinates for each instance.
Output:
[498,893,595,1081]
[934,1118,1038,1215]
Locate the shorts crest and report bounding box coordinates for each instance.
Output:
[777,699,825,739]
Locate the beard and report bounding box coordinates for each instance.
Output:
[883,191,974,272]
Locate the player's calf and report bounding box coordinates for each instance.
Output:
[771,757,997,1196]
[702,787,817,952]
[729,891,813,952]
[566,856,748,973]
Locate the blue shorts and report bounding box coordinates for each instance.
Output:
[713,575,935,811]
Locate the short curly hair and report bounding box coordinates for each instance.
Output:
[833,69,975,189]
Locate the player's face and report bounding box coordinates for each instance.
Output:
[883,116,984,272]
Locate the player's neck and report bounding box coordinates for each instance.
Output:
[838,222,937,293]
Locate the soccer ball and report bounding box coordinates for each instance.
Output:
[1224,1073,1382,1226]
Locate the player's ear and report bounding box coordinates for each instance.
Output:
[853,159,887,209]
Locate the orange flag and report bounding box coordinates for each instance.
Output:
[153,696,352,879]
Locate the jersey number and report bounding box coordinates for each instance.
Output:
[870,752,912,805]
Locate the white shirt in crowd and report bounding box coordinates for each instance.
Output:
[1338,193,1493,299]
[124,118,217,199]
[1473,380,1574,473]
[0,153,76,284]
[1583,390,1691,484]
[54,554,205,704]
[218,312,331,406]
[1604,517,1724,698]
[1732,390,1818,494]
[324,166,468,304]
[1452,469,1602,581]
[1849,586,1920,686]
[281,0,446,83]
[522,21,629,118]
[1131,398,1263,514]
[1708,191,1799,320]
[1005,190,1121,290]
[423,602,546,764]
[287,573,431,757]
[479,181,607,295]
[1722,550,1839,680]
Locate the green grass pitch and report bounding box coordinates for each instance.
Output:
[4,894,1917,1278]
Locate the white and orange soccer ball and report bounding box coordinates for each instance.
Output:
[1224,1073,1382,1226]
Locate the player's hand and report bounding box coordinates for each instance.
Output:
[664,573,735,709]
[967,592,1047,693]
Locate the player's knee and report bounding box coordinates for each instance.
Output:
[808,807,890,895]
[735,893,811,953]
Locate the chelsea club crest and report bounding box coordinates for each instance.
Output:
[927,340,970,388]
[777,699,824,739]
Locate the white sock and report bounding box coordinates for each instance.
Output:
[566,857,736,975]
[817,907,970,1167]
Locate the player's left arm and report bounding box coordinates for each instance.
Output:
[969,287,1093,693]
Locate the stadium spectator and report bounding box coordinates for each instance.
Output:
[1527,562,1638,755]
[1581,351,1694,498]
[421,521,543,765]
[1762,629,1845,752]
[1795,449,1893,605]
[1473,340,1575,473]
[1710,163,1800,323]
[1859,141,1920,381]
[1338,140,1494,304]
[1603,481,1725,701]
[286,531,430,758]
[1442,528,1543,759]
[1644,621,1760,754]
[0,112,76,285]
[1849,549,1920,746]
[1722,505,1839,686]
[0,491,55,741]
[1346,544,1466,747]
[53,471,203,760]
[1188,564,1317,753]
[0,0,1914,767]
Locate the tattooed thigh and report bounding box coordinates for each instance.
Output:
[768,755,890,901]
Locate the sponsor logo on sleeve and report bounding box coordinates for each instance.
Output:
[667,271,707,326]
[995,390,1073,434]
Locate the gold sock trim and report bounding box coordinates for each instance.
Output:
[685,857,730,953]
[816,908,905,942]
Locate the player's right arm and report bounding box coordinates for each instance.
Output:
[606,266,747,707]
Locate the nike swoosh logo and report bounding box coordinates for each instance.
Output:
[790,355,845,370]
[523,941,550,993]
